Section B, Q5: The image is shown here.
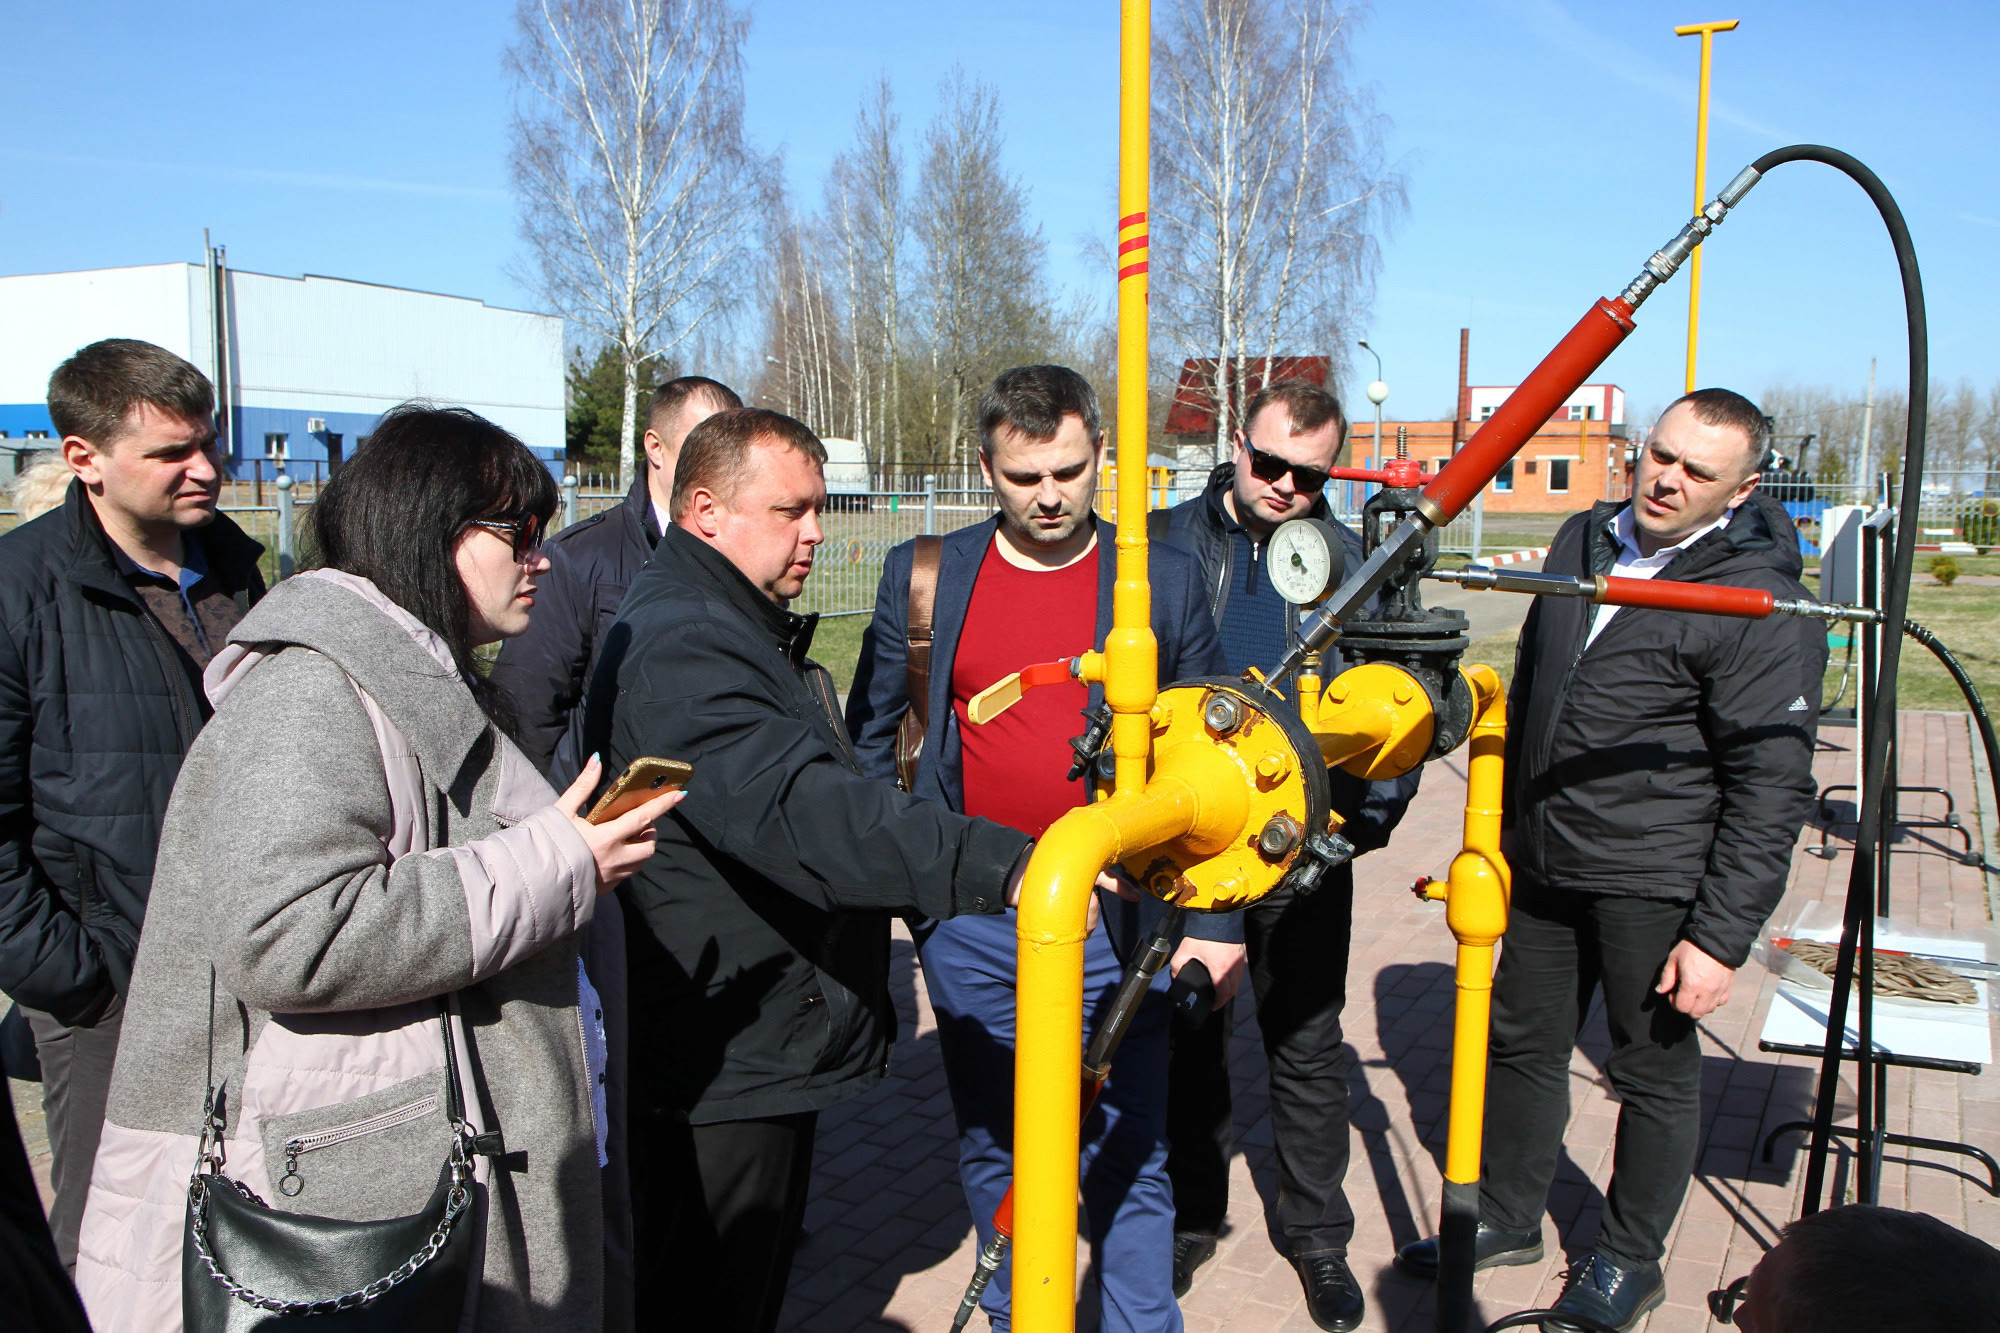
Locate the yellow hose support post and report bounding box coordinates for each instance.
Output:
[1443,665,1510,1186]
[1011,6,1156,1327]
[1435,665,1510,1333]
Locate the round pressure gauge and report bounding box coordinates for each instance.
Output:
[1268,517,1346,606]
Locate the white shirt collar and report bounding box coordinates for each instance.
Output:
[1607,504,1730,569]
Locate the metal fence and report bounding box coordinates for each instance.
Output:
[10,467,1995,618]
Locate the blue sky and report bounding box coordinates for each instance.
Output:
[3,1,1993,424]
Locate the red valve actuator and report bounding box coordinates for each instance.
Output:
[1599,577,1774,618]
[1422,297,1637,524]
[1328,459,1426,487]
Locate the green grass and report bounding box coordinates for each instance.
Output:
[811,613,872,694]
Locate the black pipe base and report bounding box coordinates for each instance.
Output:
[1435,1178,1480,1333]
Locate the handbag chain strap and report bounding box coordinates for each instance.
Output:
[192,968,482,1314]
[185,1138,472,1316]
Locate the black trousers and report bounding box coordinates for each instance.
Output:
[23,1006,123,1273]
[631,1110,818,1333]
[1166,865,1356,1256]
[1478,883,1702,1268]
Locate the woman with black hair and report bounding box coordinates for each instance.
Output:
[74,404,676,1332]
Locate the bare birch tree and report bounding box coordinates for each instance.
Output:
[508,0,769,488]
[912,71,1050,466]
[823,79,908,472]
[1153,0,1404,462]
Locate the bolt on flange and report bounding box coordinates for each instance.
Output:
[1203,691,1246,736]
[1257,812,1303,860]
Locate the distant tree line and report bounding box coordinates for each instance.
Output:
[509,0,1401,486]
[1760,380,2000,487]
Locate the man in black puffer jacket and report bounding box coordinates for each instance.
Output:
[491,374,740,772]
[1398,389,1826,1333]
[0,339,264,1269]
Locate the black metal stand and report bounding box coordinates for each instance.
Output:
[1760,1041,2000,1198]
[1797,511,1995,1207]
[1808,781,1978,865]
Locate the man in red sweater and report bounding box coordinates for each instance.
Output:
[848,366,1228,1329]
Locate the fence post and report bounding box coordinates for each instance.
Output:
[274,473,295,580]
[923,474,937,535]
[1470,489,1485,562]
[562,474,578,532]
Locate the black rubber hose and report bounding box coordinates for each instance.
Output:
[1749,146,1926,1216]
[1902,619,2000,833]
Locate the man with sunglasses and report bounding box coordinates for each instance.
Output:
[1148,380,1417,1331]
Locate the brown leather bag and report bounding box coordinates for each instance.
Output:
[894,536,942,792]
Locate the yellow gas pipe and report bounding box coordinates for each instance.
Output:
[1430,667,1510,1185]
[1008,3,1158,1327]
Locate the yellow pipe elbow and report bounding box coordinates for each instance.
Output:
[1013,782,1199,1331]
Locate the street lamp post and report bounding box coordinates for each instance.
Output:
[1675,18,1739,393]
[1357,340,1388,469]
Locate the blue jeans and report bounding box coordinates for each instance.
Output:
[920,910,1182,1333]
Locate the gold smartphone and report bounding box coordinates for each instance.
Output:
[586,757,693,824]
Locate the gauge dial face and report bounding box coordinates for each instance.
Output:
[1269,518,1339,606]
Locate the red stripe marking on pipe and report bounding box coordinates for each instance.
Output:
[1118,211,1147,229]
[1117,236,1148,255]
[1118,262,1149,280]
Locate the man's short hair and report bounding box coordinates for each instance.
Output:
[48,339,214,449]
[977,365,1102,456]
[1663,387,1772,474]
[671,408,827,518]
[647,375,743,432]
[1243,379,1346,441]
[1767,1205,2000,1332]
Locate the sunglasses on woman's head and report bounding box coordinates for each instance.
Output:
[468,513,544,562]
[1243,442,1331,495]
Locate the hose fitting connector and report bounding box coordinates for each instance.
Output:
[1616,161,1765,311]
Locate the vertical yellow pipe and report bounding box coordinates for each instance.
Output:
[1676,19,1739,394]
[1010,11,1158,1329]
[1109,0,1158,797]
[1442,667,1510,1185]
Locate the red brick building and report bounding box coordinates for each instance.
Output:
[1348,414,1633,516]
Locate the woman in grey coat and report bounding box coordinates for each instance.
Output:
[74,406,680,1331]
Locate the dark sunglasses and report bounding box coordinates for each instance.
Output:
[1243,441,1331,495]
[468,513,544,562]
[1708,1274,1752,1325]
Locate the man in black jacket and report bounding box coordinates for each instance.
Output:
[577,408,1040,1333]
[492,374,739,771]
[1396,389,1827,1332]
[1149,381,1416,1330]
[0,339,264,1268]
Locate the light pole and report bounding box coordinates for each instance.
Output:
[1675,18,1739,393]
[1358,340,1388,468]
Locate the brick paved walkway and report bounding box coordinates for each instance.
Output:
[779,711,2000,1332]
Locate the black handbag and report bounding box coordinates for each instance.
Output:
[182,977,486,1331]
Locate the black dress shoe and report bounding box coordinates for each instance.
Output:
[1295,1251,1365,1333]
[1542,1252,1665,1333]
[1172,1232,1217,1299]
[1394,1223,1544,1280]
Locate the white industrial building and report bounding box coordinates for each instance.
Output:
[1468,382,1625,425]
[0,257,564,474]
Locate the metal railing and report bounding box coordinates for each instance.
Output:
[12,467,1986,614]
